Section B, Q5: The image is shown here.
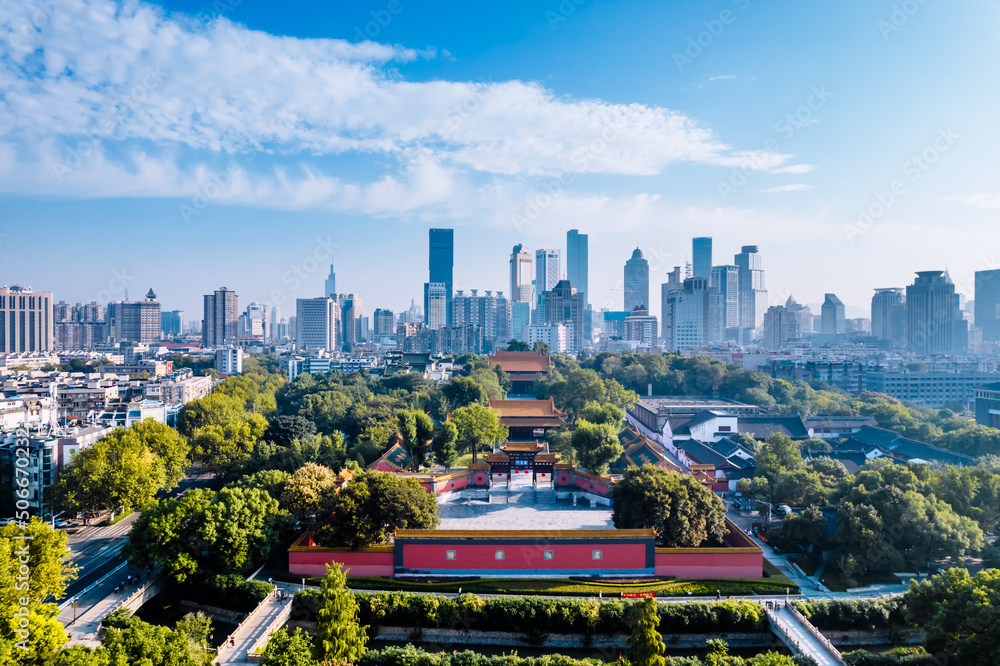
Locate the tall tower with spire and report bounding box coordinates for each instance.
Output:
[324,263,336,298]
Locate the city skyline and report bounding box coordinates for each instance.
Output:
[3,0,999,320]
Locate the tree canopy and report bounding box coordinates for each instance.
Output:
[611,466,728,547]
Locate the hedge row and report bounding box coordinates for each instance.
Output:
[180,573,274,612]
[359,646,815,666]
[297,590,766,635]
[843,649,933,666]
[792,598,907,631]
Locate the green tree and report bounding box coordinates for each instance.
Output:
[0,519,78,665]
[190,412,268,476]
[774,506,829,555]
[626,596,665,666]
[572,419,623,475]
[905,568,1000,665]
[280,463,337,525]
[314,471,440,549]
[315,564,368,663]
[611,466,727,547]
[100,615,213,666]
[432,421,459,471]
[177,393,246,437]
[50,421,189,517]
[441,377,489,409]
[451,403,508,465]
[754,433,804,483]
[264,415,318,447]
[261,628,316,666]
[501,339,531,352]
[232,469,292,499]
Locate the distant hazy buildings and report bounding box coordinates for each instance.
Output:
[324,263,336,298]
[160,310,183,339]
[975,269,1000,343]
[510,244,533,304]
[871,288,904,342]
[424,229,454,327]
[624,305,658,346]
[624,248,650,313]
[821,294,846,334]
[242,302,270,342]
[734,245,766,331]
[543,280,584,354]
[338,294,364,346]
[0,285,54,353]
[692,237,712,280]
[763,304,800,351]
[203,287,239,348]
[452,290,511,352]
[295,297,340,351]
[373,309,395,339]
[534,248,561,322]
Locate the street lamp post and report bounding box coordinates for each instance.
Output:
[52,510,66,528]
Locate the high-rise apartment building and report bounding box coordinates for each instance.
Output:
[543,280,584,353]
[324,263,336,298]
[337,294,364,346]
[692,237,712,280]
[243,302,270,341]
[624,305,658,346]
[0,286,54,353]
[871,288,904,342]
[975,269,1000,343]
[160,310,183,339]
[55,301,106,350]
[424,229,454,326]
[784,296,813,337]
[566,230,589,303]
[762,304,801,351]
[734,245,767,330]
[425,283,448,330]
[295,297,340,351]
[821,294,846,334]
[710,265,740,334]
[906,271,957,354]
[452,290,511,352]
[203,287,239,348]
[373,309,395,339]
[624,248,650,313]
[661,277,720,351]
[110,289,160,344]
[510,244,533,304]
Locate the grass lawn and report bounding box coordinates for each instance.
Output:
[328,575,799,597]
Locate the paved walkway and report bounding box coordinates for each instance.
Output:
[214,586,294,664]
[765,601,845,666]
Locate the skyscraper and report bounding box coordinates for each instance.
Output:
[762,304,800,351]
[543,280,584,353]
[338,293,363,346]
[296,297,340,351]
[710,265,740,333]
[534,248,561,321]
[425,228,454,326]
[734,245,767,330]
[160,310,183,339]
[244,302,270,341]
[56,301,106,350]
[566,230,589,303]
[872,288,904,342]
[975,270,1000,343]
[203,287,239,348]
[510,244,532,303]
[692,237,712,280]
[0,285,54,353]
[624,248,649,313]
[906,271,956,354]
[452,290,511,352]
[821,294,846,334]
[324,263,336,298]
[373,309,395,339]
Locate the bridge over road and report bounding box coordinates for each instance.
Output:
[761,600,847,666]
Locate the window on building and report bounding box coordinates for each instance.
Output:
[543,550,554,560]
[495,550,505,561]
[592,550,603,560]
[445,550,456,560]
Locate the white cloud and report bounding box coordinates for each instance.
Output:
[769,164,817,175]
[946,193,1000,210]
[758,184,812,193]
[0,0,799,210]
[696,74,737,89]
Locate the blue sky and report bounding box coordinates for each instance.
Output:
[2,0,999,321]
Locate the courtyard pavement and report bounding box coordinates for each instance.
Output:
[438,488,614,530]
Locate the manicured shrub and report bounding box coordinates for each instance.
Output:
[181,573,274,612]
[793,598,906,631]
